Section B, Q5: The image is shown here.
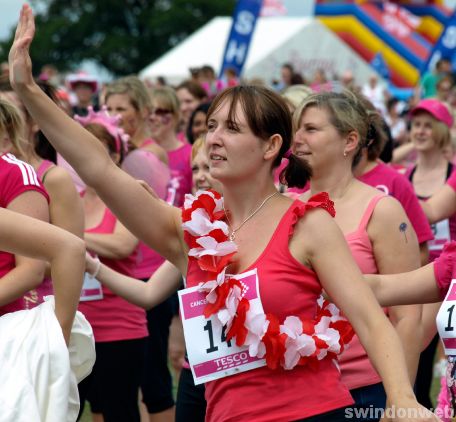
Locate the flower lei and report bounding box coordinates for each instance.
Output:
[182,189,354,371]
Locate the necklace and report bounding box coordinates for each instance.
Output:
[223,191,279,241]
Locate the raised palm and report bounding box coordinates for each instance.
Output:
[8,4,36,90]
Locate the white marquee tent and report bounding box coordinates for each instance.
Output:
[139,16,381,86]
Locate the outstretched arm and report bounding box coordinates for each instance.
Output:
[295,210,436,420]
[44,166,84,239]
[8,5,186,271]
[85,220,139,260]
[365,241,456,308]
[0,190,48,307]
[86,256,181,310]
[421,184,456,224]
[365,264,440,307]
[0,208,85,344]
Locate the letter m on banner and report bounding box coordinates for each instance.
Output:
[421,9,456,75]
[219,0,263,79]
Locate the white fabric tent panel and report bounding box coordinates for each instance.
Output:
[139,17,379,86]
[244,19,380,85]
[139,17,313,83]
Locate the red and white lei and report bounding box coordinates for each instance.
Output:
[182,189,354,370]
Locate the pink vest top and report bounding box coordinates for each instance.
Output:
[79,206,147,342]
[339,195,385,390]
[36,159,55,181]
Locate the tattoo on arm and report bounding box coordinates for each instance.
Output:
[399,222,408,243]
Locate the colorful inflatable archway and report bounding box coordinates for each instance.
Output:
[315,1,452,88]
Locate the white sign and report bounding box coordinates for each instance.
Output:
[80,273,103,302]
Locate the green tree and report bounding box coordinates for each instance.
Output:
[0,0,235,76]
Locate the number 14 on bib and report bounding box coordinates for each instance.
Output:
[178,269,266,385]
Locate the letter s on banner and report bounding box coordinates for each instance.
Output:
[219,0,262,78]
[235,11,255,35]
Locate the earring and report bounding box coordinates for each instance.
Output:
[343,151,347,157]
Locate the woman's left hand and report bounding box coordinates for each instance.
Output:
[8,4,36,90]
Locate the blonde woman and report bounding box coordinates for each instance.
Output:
[293,91,422,420]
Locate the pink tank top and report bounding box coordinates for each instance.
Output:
[185,197,353,422]
[120,148,170,277]
[339,195,385,390]
[79,206,147,342]
[166,143,193,207]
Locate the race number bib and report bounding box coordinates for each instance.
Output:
[437,279,456,355]
[429,219,451,251]
[80,272,103,302]
[179,269,266,385]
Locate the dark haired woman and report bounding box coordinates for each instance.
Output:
[8,7,435,421]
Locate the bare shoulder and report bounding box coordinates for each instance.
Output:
[143,143,169,165]
[290,207,339,264]
[297,207,340,240]
[367,195,413,240]
[370,195,407,223]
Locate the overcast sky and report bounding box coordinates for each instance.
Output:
[1,1,24,41]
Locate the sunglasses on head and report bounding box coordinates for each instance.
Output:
[151,107,172,116]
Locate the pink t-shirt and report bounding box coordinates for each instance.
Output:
[185,197,353,422]
[80,206,147,342]
[340,195,386,390]
[358,162,434,244]
[405,163,456,262]
[0,153,49,315]
[166,143,193,207]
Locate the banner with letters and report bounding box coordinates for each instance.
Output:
[421,9,456,74]
[219,0,263,78]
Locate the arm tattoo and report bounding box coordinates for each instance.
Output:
[399,222,408,243]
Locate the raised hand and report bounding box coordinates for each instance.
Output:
[8,4,36,90]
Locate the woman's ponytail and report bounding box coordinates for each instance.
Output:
[280,153,312,188]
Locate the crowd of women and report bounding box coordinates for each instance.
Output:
[4,4,456,422]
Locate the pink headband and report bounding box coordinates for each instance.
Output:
[74,106,130,154]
